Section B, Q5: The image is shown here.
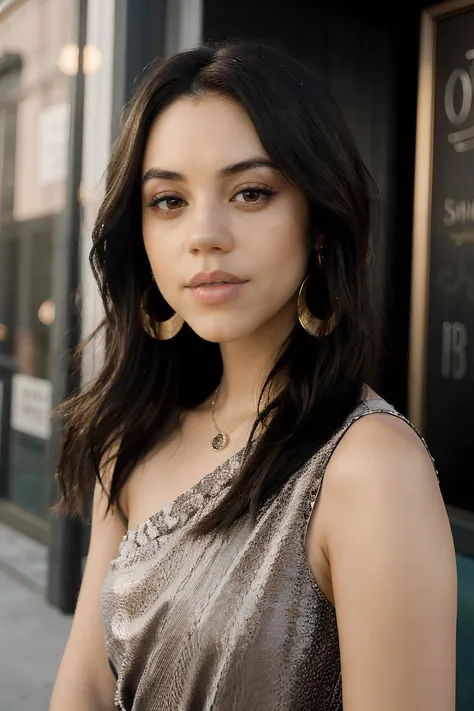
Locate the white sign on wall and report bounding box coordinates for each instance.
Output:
[11,374,52,440]
[38,103,71,186]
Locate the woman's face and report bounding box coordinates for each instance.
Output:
[141,94,310,344]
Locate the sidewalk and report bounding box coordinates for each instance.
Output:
[0,523,71,711]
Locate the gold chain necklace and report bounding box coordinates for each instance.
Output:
[210,386,248,452]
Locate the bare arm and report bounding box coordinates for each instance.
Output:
[308,413,457,711]
[49,476,127,711]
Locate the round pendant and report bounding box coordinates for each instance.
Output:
[211,432,229,451]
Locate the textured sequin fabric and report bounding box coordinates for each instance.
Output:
[101,398,434,710]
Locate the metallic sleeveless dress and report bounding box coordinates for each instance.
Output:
[101,397,431,710]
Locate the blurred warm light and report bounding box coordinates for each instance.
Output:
[84,45,103,75]
[0,323,8,341]
[38,299,55,326]
[58,43,79,76]
[79,182,100,205]
[58,43,103,76]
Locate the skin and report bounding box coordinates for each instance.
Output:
[50,93,457,711]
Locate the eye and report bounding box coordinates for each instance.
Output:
[147,193,186,213]
[232,185,277,206]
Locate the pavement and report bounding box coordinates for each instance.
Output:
[0,523,72,711]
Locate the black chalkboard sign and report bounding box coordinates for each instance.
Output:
[410,2,474,515]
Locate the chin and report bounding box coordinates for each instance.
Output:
[189,317,259,344]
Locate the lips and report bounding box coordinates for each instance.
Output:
[186,270,248,306]
[187,270,246,288]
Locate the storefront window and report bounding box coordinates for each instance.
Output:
[0,0,74,519]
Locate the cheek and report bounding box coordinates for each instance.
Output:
[255,211,309,287]
[142,216,155,266]
[142,219,173,274]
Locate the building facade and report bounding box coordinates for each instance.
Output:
[0,0,472,705]
[0,0,76,541]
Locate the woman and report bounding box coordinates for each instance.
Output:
[50,40,457,711]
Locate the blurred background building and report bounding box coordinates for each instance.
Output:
[0,0,75,540]
[0,0,472,707]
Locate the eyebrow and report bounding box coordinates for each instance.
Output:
[142,157,278,185]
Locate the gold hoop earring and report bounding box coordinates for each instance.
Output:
[297,273,337,338]
[139,284,184,340]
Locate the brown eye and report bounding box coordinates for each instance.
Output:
[162,198,184,210]
[147,194,186,213]
[241,190,261,203]
[155,198,184,212]
[233,187,276,206]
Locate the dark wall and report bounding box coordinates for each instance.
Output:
[111,0,168,140]
[203,0,427,413]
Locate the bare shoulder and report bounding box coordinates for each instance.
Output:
[315,409,447,549]
[325,409,439,500]
[306,409,457,710]
[306,410,442,601]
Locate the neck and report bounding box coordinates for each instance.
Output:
[216,307,296,420]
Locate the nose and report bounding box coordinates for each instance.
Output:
[186,202,234,255]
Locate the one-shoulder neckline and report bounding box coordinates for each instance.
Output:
[121,443,248,544]
[120,395,384,547]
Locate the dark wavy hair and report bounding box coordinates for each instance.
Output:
[53,39,379,535]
